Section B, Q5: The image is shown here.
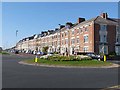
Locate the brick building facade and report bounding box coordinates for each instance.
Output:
[16,13,120,55]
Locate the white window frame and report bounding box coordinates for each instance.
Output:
[71,39,75,44]
[72,30,74,35]
[99,45,108,54]
[84,34,89,43]
[76,38,80,44]
[83,46,89,52]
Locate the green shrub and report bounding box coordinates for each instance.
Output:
[108,52,116,57]
[1,51,9,55]
[68,56,75,60]
[109,52,116,55]
[76,55,92,60]
[42,46,49,54]
[47,55,91,61]
[47,55,67,61]
[53,52,59,54]
[81,57,92,60]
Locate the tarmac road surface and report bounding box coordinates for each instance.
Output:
[2,54,119,89]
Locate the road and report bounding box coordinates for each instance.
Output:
[2,54,119,89]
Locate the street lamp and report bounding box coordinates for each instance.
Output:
[58,24,61,55]
[102,43,104,55]
[68,30,70,56]
[16,30,18,50]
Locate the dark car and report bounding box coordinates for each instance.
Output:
[15,50,19,54]
[86,53,103,60]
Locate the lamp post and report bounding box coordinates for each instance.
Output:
[58,24,61,55]
[102,42,106,61]
[68,30,70,56]
[102,43,104,55]
[16,30,18,50]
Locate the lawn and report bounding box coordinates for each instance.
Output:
[0,51,10,55]
[24,58,113,67]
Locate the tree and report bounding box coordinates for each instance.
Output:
[42,46,49,54]
[0,47,2,52]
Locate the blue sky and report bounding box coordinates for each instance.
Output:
[2,2,118,49]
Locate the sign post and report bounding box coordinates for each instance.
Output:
[104,55,106,62]
[35,56,38,63]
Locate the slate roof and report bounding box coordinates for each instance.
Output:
[94,16,118,25]
[75,16,119,28]
[17,14,119,43]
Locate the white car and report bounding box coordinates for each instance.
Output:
[47,53,53,56]
[47,52,54,56]
[37,52,41,55]
[33,51,37,55]
[40,53,54,59]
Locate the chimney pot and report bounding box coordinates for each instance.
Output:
[78,18,85,23]
[100,13,108,19]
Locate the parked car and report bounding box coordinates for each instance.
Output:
[15,50,19,54]
[47,52,54,56]
[86,53,103,60]
[26,50,32,54]
[25,50,29,54]
[40,52,53,59]
[33,51,37,55]
[36,51,41,55]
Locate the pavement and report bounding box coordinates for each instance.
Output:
[107,60,120,65]
[2,54,120,89]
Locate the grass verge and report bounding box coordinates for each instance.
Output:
[0,51,10,55]
[23,58,113,67]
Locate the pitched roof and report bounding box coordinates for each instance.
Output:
[74,16,119,28]
[94,16,118,25]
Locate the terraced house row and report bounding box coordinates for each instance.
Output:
[16,13,120,55]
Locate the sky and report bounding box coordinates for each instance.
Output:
[2,2,118,49]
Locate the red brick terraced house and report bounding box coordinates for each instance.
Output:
[16,13,120,55]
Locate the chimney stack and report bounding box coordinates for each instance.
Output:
[60,25,65,29]
[78,18,85,23]
[66,22,73,27]
[100,13,108,19]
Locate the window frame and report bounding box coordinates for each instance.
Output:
[100,24,107,31]
[84,35,89,43]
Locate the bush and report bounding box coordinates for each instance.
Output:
[47,55,59,61]
[53,52,59,54]
[109,52,116,55]
[68,56,76,61]
[1,51,9,55]
[47,55,91,61]
[81,57,92,60]
[108,52,116,57]
[0,47,2,52]
[76,55,92,60]
[42,46,49,54]
[47,55,68,61]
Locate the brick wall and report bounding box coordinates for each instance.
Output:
[107,25,116,53]
[94,23,100,54]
